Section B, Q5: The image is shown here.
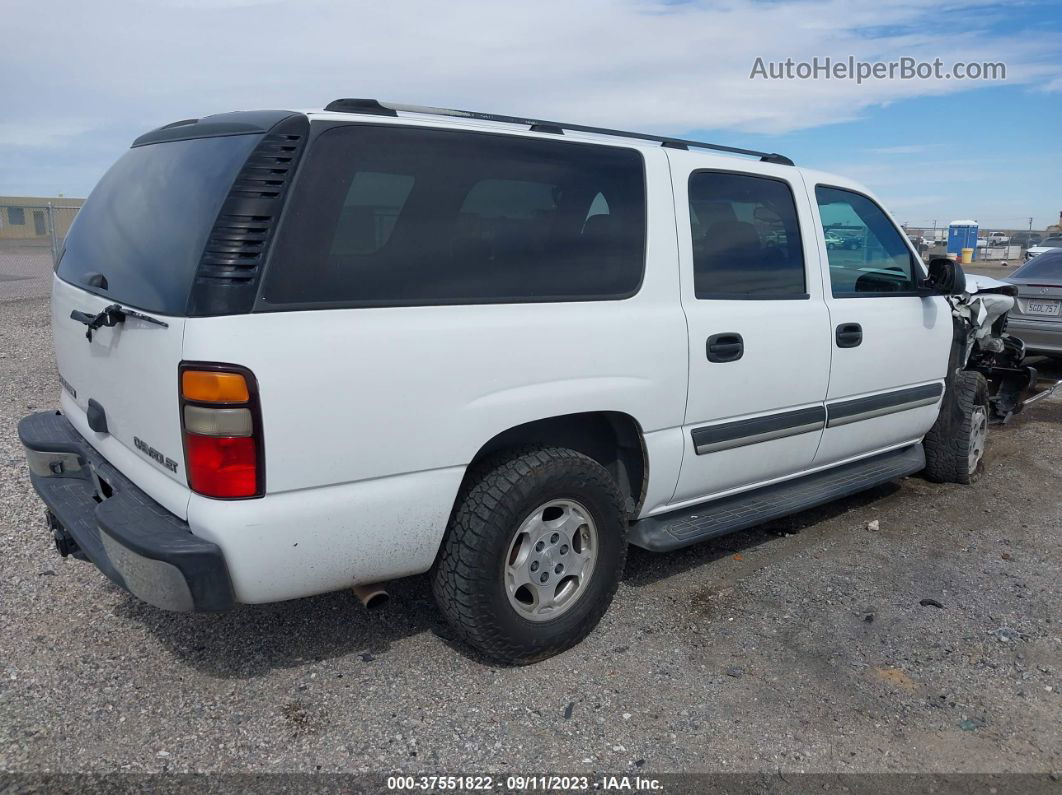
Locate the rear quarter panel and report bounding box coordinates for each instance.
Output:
[180,147,688,599]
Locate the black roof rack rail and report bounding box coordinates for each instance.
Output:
[322,98,794,166]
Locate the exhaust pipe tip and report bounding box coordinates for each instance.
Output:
[351,583,389,610]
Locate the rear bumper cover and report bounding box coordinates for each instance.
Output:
[18,411,233,612]
[1008,319,1062,355]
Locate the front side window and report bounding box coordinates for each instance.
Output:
[261,125,647,307]
[815,186,917,296]
[687,171,806,299]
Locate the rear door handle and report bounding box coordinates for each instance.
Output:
[836,322,863,348]
[706,332,744,363]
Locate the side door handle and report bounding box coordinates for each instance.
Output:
[835,322,863,348]
[706,332,744,363]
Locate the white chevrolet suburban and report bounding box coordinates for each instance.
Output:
[19,99,1043,664]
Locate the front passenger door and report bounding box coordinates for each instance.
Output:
[810,185,952,467]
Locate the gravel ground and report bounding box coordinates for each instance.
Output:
[0,243,55,303]
[0,264,1059,777]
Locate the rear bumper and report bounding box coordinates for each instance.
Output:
[1008,319,1062,355]
[18,411,233,612]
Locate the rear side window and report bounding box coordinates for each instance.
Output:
[815,186,917,296]
[687,171,806,299]
[260,125,646,307]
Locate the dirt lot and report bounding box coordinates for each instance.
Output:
[0,256,1059,779]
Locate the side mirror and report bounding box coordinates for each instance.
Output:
[926,257,966,295]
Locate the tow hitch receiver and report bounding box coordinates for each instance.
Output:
[46,510,84,559]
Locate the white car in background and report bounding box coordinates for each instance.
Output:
[1024,235,1062,261]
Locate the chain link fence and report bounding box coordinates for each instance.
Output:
[0,203,81,262]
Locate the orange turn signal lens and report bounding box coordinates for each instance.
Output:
[181,370,250,404]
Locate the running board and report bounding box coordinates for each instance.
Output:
[629,444,925,552]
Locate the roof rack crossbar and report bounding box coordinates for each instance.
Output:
[322,98,794,166]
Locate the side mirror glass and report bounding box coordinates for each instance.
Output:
[926,257,966,295]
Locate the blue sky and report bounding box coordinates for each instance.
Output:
[729,85,1062,231]
[2,0,1060,230]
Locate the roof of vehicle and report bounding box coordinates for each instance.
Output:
[307,98,796,165]
[131,101,882,210]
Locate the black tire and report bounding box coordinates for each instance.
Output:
[923,369,990,485]
[432,447,627,664]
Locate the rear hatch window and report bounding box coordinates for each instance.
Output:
[57,133,263,315]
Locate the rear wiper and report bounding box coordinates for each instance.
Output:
[70,303,169,341]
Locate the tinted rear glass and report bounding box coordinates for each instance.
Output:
[57,134,261,315]
[260,125,646,307]
[1014,251,1062,279]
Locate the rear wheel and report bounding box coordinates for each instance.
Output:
[432,447,627,664]
[923,370,990,484]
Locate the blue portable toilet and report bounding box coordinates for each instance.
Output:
[947,220,979,260]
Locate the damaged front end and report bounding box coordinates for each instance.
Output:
[951,274,1057,422]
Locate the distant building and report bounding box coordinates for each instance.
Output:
[0,196,84,241]
[1047,210,1062,236]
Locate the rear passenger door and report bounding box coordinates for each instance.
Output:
[666,158,832,507]
[808,184,952,466]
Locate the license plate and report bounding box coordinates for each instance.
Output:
[1026,298,1060,316]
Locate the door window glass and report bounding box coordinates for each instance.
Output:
[687,172,806,299]
[815,186,917,295]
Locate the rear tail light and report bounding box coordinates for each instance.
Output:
[179,364,264,498]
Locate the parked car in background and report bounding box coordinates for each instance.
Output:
[1024,236,1062,261]
[976,238,988,248]
[824,232,844,249]
[1010,232,1041,249]
[1005,249,1062,358]
[988,232,1010,245]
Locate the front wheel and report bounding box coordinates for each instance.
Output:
[432,447,627,664]
[923,370,990,484]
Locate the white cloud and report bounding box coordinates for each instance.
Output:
[2,0,1059,138]
[0,121,99,148]
[866,144,939,155]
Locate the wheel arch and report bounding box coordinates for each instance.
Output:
[463,411,648,517]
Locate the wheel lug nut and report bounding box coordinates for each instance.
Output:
[555,564,563,574]
[560,544,568,555]
[535,541,545,552]
[530,561,539,572]
[550,533,560,544]
[540,572,549,583]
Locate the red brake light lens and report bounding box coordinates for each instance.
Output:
[185,433,257,498]
[179,363,263,499]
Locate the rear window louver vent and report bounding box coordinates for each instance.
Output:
[189,115,309,315]
[228,134,303,199]
[200,214,273,281]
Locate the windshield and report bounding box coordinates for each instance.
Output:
[1038,238,1062,248]
[57,133,262,315]
[1013,251,1062,280]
